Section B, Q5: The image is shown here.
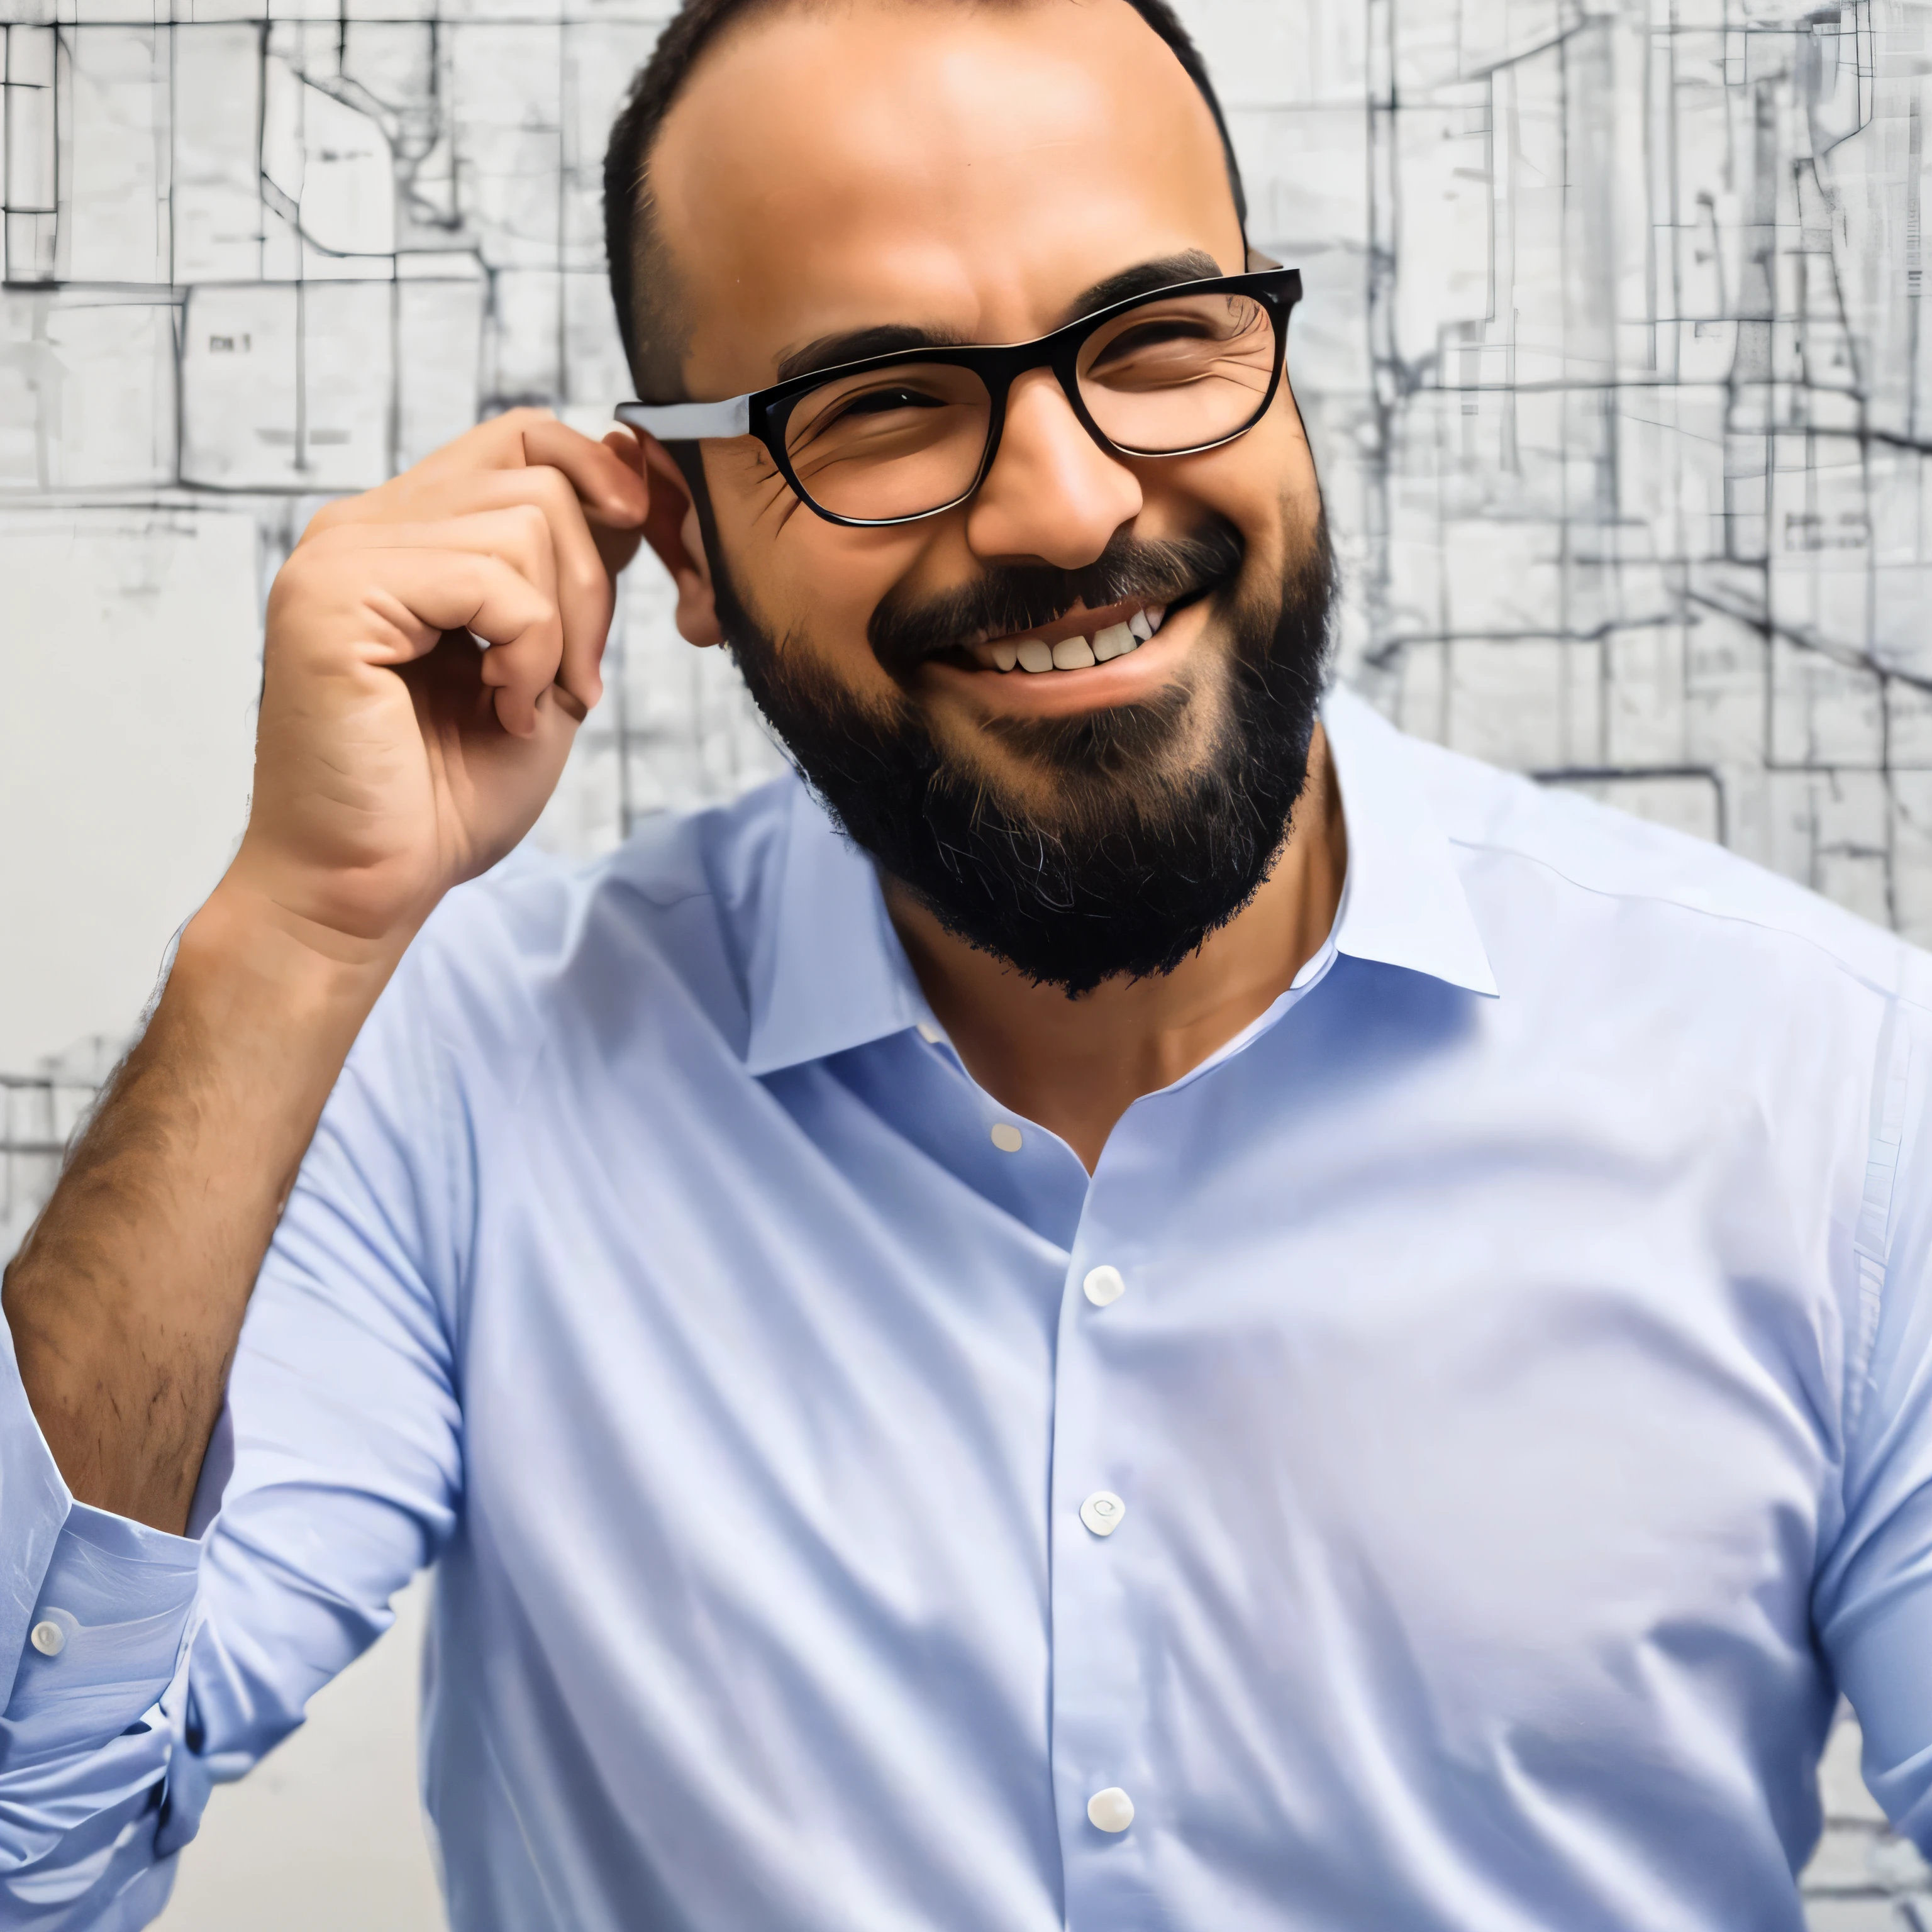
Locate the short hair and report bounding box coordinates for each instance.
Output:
[602,0,1249,399]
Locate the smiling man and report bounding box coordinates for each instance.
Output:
[0,2,1928,1929]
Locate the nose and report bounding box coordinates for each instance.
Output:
[964,368,1141,569]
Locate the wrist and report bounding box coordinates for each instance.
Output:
[170,878,410,1056]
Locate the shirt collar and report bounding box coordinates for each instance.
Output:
[741,779,933,1078]
[741,683,1497,1077]
[1320,684,1499,998]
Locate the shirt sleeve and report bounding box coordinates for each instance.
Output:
[0,923,474,1928]
[0,1327,201,1930]
[1816,996,1932,1852]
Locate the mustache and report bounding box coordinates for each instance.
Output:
[867,520,1247,678]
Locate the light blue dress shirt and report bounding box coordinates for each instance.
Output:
[2,686,1929,1930]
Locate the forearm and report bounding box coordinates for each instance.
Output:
[0,883,404,1533]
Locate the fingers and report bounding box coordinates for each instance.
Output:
[602,425,647,490]
[398,408,648,530]
[359,513,560,738]
[594,428,653,576]
[286,518,566,740]
[307,414,656,709]
[513,414,650,528]
[384,473,609,708]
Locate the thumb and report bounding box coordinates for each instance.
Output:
[594,428,651,577]
[602,427,649,504]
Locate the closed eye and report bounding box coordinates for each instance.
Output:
[1086,319,1218,375]
[826,386,950,421]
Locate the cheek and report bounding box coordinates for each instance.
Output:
[769,525,916,694]
[713,473,923,693]
[1139,405,1318,580]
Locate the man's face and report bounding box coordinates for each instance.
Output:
[648,0,1332,992]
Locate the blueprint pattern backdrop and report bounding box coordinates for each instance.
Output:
[1,0,1929,1923]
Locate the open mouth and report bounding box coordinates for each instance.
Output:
[941,584,1212,679]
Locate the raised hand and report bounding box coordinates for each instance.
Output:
[1,409,652,1530]
[231,409,649,949]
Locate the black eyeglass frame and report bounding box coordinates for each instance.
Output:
[614,266,1304,529]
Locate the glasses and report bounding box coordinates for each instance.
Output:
[616,267,1302,528]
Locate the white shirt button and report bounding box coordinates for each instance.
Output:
[1080,1489,1126,1536]
[29,1620,65,1657]
[916,1021,945,1045]
[1083,1264,1126,1307]
[1087,1785,1135,1833]
[990,1123,1023,1153]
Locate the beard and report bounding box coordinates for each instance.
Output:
[703,499,1336,997]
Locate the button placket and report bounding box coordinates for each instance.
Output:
[1053,1223,1154,1913]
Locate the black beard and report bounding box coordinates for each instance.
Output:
[702,503,1336,998]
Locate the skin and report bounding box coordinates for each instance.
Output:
[1,0,1341,1533]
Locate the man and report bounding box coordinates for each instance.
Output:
[0,0,1924,1925]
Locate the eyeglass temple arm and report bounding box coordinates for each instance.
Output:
[615,396,753,438]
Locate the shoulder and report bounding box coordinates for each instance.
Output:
[1383,712,1932,1014]
[368,772,806,1082]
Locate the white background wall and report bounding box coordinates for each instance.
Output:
[0,511,258,1075]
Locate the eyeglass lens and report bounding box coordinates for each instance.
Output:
[780,288,1278,523]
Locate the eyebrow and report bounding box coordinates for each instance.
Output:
[1063,250,1224,321]
[770,250,1228,385]
[775,323,972,384]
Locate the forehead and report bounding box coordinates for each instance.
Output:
[648,0,1242,393]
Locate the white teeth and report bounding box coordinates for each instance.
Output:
[1147,604,1167,633]
[1127,609,1153,643]
[994,625,1149,675]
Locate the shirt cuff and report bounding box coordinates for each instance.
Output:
[0,1314,76,1716]
[2,1505,201,1767]
[0,1315,201,1740]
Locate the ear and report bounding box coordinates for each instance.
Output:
[636,435,724,648]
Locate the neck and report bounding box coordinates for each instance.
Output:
[886,722,1346,1172]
